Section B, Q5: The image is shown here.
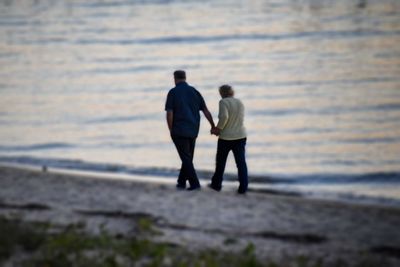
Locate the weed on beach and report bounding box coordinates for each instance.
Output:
[0,215,264,267]
[0,215,389,267]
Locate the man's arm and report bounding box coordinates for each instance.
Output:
[202,106,215,129]
[166,111,173,132]
[165,90,174,133]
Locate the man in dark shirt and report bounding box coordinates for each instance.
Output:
[165,70,215,190]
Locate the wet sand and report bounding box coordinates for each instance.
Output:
[0,165,399,266]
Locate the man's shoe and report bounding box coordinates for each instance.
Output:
[187,185,201,191]
[237,189,247,195]
[207,183,221,192]
[176,184,186,190]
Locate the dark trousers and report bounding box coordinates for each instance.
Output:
[211,138,248,193]
[172,136,200,188]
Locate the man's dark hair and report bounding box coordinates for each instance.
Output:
[174,70,186,80]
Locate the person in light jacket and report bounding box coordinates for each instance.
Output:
[210,84,248,194]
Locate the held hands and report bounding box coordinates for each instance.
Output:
[210,127,221,136]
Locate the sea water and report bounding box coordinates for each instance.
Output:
[0,0,399,205]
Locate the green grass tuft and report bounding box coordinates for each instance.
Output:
[0,215,389,267]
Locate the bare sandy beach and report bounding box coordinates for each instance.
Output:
[0,165,399,266]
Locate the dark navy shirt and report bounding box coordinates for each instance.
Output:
[165,82,206,138]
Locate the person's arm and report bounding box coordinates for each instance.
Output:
[202,106,215,129]
[166,111,173,132]
[165,90,174,133]
[216,100,228,130]
[197,91,215,129]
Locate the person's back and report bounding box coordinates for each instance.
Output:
[217,97,246,141]
[167,82,204,138]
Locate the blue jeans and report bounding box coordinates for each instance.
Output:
[172,136,200,188]
[211,138,248,193]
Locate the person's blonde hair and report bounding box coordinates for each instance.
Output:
[219,84,234,98]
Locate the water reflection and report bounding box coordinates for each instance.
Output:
[0,0,399,178]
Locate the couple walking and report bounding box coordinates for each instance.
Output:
[165,70,248,194]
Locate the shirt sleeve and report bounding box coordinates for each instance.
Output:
[165,90,174,111]
[216,100,229,129]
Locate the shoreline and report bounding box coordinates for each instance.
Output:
[1,160,399,209]
[0,161,306,198]
[1,165,400,266]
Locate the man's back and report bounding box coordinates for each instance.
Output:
[165,81,205,138]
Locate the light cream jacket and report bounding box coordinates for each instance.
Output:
[216,97,247,140]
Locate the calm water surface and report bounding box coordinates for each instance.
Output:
[0,0,400,204]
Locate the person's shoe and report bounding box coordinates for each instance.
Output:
[187,185,201,191]
[237,189,247,195]
[176,184,186,190]
[207,183,221,192]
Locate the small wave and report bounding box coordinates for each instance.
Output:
[372,103,400,111]
[0,20,31,27]
[235,77,400,91]
[72,30,400,46]
[10,37,69,45]
[375,51,400,59]
[92,57,134,63]
[290,127,335,134]
[0,143,74,152]
[76,1,134,8]
[289,173,400,185]
[0,0,56,19]
[85,114,158,124]
[250,100,400,118]
[9,30,400,46]
[337,137,400,144]
[76,0,171,8]
[0,52,19,58]
[86,65,164,74]
[250,108,310,117]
